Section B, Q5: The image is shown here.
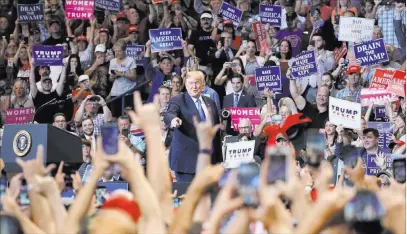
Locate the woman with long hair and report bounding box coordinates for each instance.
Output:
[392,113,406,141]
[65,54,84,91]
[170,74,183,97]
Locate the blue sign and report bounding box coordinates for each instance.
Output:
[32,45,64,66]
[374,106,389,121]
[126,45,145,66]
[98,182,129,192]
[291,51,318,79]
[367,122,392,153]
[95,0,120,13]
[219,2,243,30]
[365,154,392,175]
[354,39,389,67]
[259,4,281,26]
[149,28,183,53]
[255,66,282,91]
[17,4,44,23]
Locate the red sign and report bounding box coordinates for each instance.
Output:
[229,107,261,131]
[252,21,266,52]
[387,80,405,97]
[5,107,35,124]
[65,0,94,19]
[370,68,395,89]
[360,88,397,106]
[152,0,164,4]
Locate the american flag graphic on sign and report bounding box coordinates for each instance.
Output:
[130,124,145,139]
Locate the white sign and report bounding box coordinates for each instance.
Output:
[338,17,374,42]
[225,140,255,168]
[329,97,362,130]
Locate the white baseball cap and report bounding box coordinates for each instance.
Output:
[78,75,89,83]
[95,44,106,53]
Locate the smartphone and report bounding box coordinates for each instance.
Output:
[344,190,385,222]
[230,63,237,68]
[242,40,248,48]
[334,14,340,25]
[218,169,232,188]
[267,147,289,184]
[173,197,180,208]
[101,123,119,155]
[305,130,325,167]
[393,158,406,184]
[95,186,107,204]
[237,163,260,207]
[51,163,76,190]
[110,70,117,75]
[121,128,130,137]
[18,179,30,206]
[23,37,28,44]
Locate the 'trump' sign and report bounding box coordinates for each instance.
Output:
[17,4,44,23]
[32,45,64,66]
[329,97,361,130]
[360,88,397,106]
[225,140,256,168]
[354,39,388,67]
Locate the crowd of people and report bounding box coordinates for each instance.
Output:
[0,0,406,233]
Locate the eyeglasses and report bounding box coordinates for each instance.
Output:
[239,126,251,130]
[277,138,287,143]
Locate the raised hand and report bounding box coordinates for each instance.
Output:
[373,152,387,170]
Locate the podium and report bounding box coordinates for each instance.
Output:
[1,124,83,173]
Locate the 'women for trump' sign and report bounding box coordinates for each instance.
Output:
[65,0,94,19]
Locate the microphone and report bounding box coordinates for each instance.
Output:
[31,98,57,123]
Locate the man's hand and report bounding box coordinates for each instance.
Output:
[336,124,345,135]
[171,117,182,128]
[119,134,131,147]
[263,87,274,98]
[96,95,106,106]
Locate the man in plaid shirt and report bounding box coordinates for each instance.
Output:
[376,0,406,49]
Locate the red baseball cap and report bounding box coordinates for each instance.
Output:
[117,11,128,21]
[128,25,138,33]
[345,65,361,74]
[223,19,233,25]
[76,35,87,41]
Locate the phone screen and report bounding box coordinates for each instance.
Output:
[18,179,30,206]
[305,130,325,167]
[110,70,116,75]
[121,128,130,137]
[393,158,406,183]
[0,178,7,210]
[267,153,287,184]
[95,186,107,204]
[101,123,119,155]
[242,40,248,48]
[334,14,340,25]
[237,163,260,207]
[344,190,385,222]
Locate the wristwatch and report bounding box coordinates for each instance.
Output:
[199,149,211,155]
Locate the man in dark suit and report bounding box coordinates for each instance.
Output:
[164,71,222,182]
[223,74,257,135]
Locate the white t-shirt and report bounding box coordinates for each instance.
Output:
[109,56,137,96]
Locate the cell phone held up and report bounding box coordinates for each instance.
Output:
[101,123,119,155]
[393,158,406,184]
[237,163,260,207]
[18,179,30,206]
[267,147,290,184]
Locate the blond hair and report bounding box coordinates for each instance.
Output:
[185,71,205,84]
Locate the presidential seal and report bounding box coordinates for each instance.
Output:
[13,130,32,157]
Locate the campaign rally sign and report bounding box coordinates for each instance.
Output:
[5,107,35,124]
[360,88,397,106]
[374,106,388,121]
[219,2,243,30]
[94,0,120,13]
[252,21,266,51]
[152,0,164,3]
[65,0,94,19]
[354,39,388,67]
[365,154,392,175]
[149,28,183,53]
[389,70,406,97]
[255,66,281,91]
[387,80,406,98]
[225,140,256,168]
[125,45,145,66]
[290,51,318,79]
[17,4,44,23]
[368,122,392,153]
[32,45,64,66]
[338,17,374,42]
[329,97,361,130]
[229,107,261,131]
[370,68,395,89]
[259,4,281,26]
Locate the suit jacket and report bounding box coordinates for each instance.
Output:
[164,93,222,174]
[223,90,257,135]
